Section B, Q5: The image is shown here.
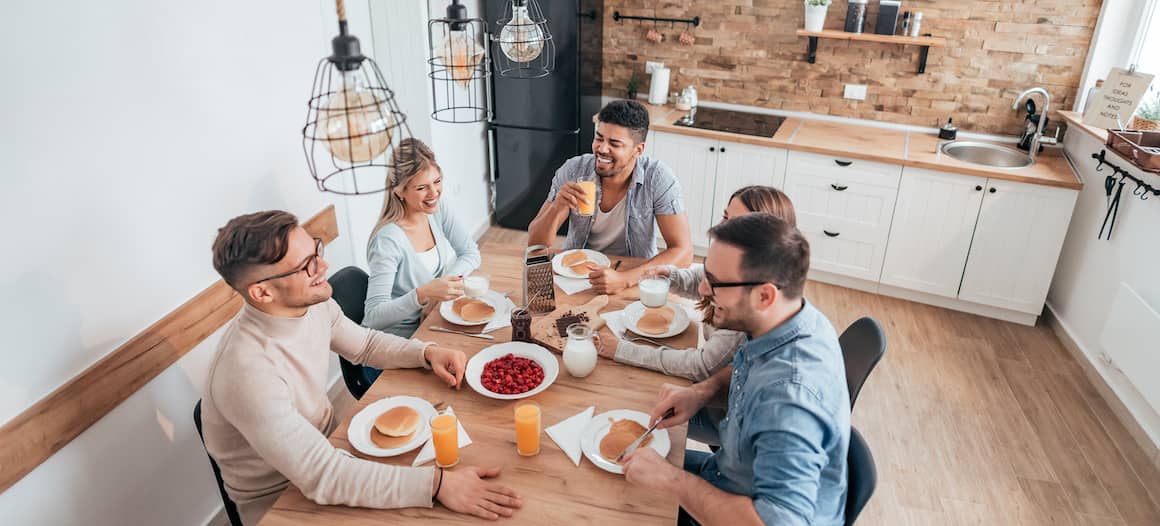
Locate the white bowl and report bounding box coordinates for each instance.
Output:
[581,409,671,474]
[439,290,509,326]
[348,396,438,457]
[552,249,612,279]
[464,342,560,400]
[622,301,691,339]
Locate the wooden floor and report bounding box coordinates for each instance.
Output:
[475,227,1160,525]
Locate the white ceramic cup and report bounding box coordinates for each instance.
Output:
[464,274,489,298]
[639,276,671,309]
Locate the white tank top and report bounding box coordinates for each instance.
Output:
[416,246,441,276]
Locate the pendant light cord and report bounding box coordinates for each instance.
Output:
[336,0,346,23]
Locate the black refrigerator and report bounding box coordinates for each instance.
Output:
[485,0,604,230]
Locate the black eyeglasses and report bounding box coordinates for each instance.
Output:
[703,275,778,295]
[252,238,324,285]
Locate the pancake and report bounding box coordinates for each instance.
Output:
[370,427,415,449]
[599,418,653,463]
[451,297,495,322]
[561,251,589,267]
[569,261,600,276]
[374,406,421,437]
[636,306,675,335]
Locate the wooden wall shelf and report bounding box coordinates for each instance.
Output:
[796,29,948,74]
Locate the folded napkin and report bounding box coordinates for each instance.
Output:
[600,310,627,339]
[545,406,595,466]
[412,406,473,466]
[482,297,518,333]
[555,275,593,295]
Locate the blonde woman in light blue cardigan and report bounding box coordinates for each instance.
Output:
[363,139,480,339]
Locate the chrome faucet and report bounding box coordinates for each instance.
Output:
[1012,87,1056,162]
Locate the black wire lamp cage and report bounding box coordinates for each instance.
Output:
[493,0,555,79]
[428,0,491,123]
[303,0,412,195]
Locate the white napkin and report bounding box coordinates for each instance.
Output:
[555,275,593,295]
[482,297,518,333]
[412,406,473,466]
[601,310,627,339]
[545,406,595,466]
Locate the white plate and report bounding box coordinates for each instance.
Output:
[581,409,671,475]
[552,249,612,279]
[622,301,691,339]
[348,396,438,458]
[439,290,508,326]
[465,342,560,400]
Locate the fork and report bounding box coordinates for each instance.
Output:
[626,335,669,347]
[431,326,495,340]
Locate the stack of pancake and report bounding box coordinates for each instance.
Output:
[599,418,653,464]
[451,296,496,323]
[370,406,421,449]
[636,305,675,335]
[562,251,602,276]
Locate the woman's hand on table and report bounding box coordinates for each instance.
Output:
[595,328,618,359]
[418,276,464,304]
[588,267,630,294]
[621,447,682,493]
[424,345,467,389]
[437,466,523,520]
[650,383,709,430]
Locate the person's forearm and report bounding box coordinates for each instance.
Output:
[527,203,568,248]
[669,471,764,526]
[697,366,732,408]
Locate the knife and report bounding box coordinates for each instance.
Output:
[430,326,495,340]
[615,408,675,463]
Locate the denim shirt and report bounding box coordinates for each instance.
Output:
[546,154,685,259]
[696,299,851,526]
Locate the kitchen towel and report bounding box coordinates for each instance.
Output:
[554,275,593,295]
[412,406,473,466]
[545,406,595,466]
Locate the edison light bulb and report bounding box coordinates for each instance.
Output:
[319,71,392,163]
[498,0,543,63]
[435,30,484,87]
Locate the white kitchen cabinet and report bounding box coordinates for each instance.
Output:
[785,151,901,281]
[651,131,787,249]
[711,141,788,222]
[650,131,720,248]
[880,168,986,298]
[958,179,1078,314]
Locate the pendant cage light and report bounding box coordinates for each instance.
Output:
[493,0,555,79]
[428,0,491,123]
[302,0,412,195]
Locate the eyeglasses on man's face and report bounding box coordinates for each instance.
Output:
[701,269,779,296]
[252,238,324,285]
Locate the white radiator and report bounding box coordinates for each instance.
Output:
[1100,283,1160,413]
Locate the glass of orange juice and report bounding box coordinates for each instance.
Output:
[430,413,459,468]
[576,175,596,217]
[514,401,541,456]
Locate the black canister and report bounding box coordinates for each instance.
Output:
[875,0,902,36]
[845,0,869,33]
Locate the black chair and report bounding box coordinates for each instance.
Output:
[329,266,379,399]
[193,400,244,526]
[845,426,877,525]
[838,317,886,409]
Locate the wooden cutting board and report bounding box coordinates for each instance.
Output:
[531,295,609,352]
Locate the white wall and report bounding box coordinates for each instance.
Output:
[0,1,354,524]
[1049,130,1160,455]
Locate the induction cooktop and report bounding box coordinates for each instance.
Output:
[672,107,786,138]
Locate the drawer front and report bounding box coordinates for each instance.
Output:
[785,172,898,281]
[787,150,902,189]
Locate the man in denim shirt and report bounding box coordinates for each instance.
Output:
[622,214,850,526]
[527,100,693,294]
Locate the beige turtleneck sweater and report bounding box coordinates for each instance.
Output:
[201,299,436,525]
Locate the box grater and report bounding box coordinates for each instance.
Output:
[523,245,556,314]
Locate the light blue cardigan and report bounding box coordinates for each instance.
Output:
[363,206,481,337]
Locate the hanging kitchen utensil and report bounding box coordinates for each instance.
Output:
[1098,170,1125,240]
[678,20,695,46]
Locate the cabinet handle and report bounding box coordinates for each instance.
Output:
[834,160,853,167]
[823,230,841,237]
[719,147,726,153]
[831,183,849,191]
[975,185,983,191]
[989,187,997,194]
[709,146,716,152]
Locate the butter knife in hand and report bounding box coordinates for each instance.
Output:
[615,408,675,463]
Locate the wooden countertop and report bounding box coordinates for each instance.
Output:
[1059,110,1108,143]
[630,104,1083,190]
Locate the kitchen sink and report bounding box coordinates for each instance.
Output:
[941,141,1034,169]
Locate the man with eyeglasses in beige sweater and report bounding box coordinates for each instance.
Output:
[201,210,522,525]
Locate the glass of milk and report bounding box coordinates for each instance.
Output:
[638,270,671,309]
[563,323,598,378]
[463,272,489,298]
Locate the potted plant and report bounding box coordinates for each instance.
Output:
[1130,93,1160,131]
[626,72,640,100]
[804,0,830,33]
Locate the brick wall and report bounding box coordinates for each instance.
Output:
[602,0,1100,135]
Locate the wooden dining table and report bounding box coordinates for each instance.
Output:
[260,241,701,525]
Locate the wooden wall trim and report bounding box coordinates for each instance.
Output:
[0,205,338,493]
